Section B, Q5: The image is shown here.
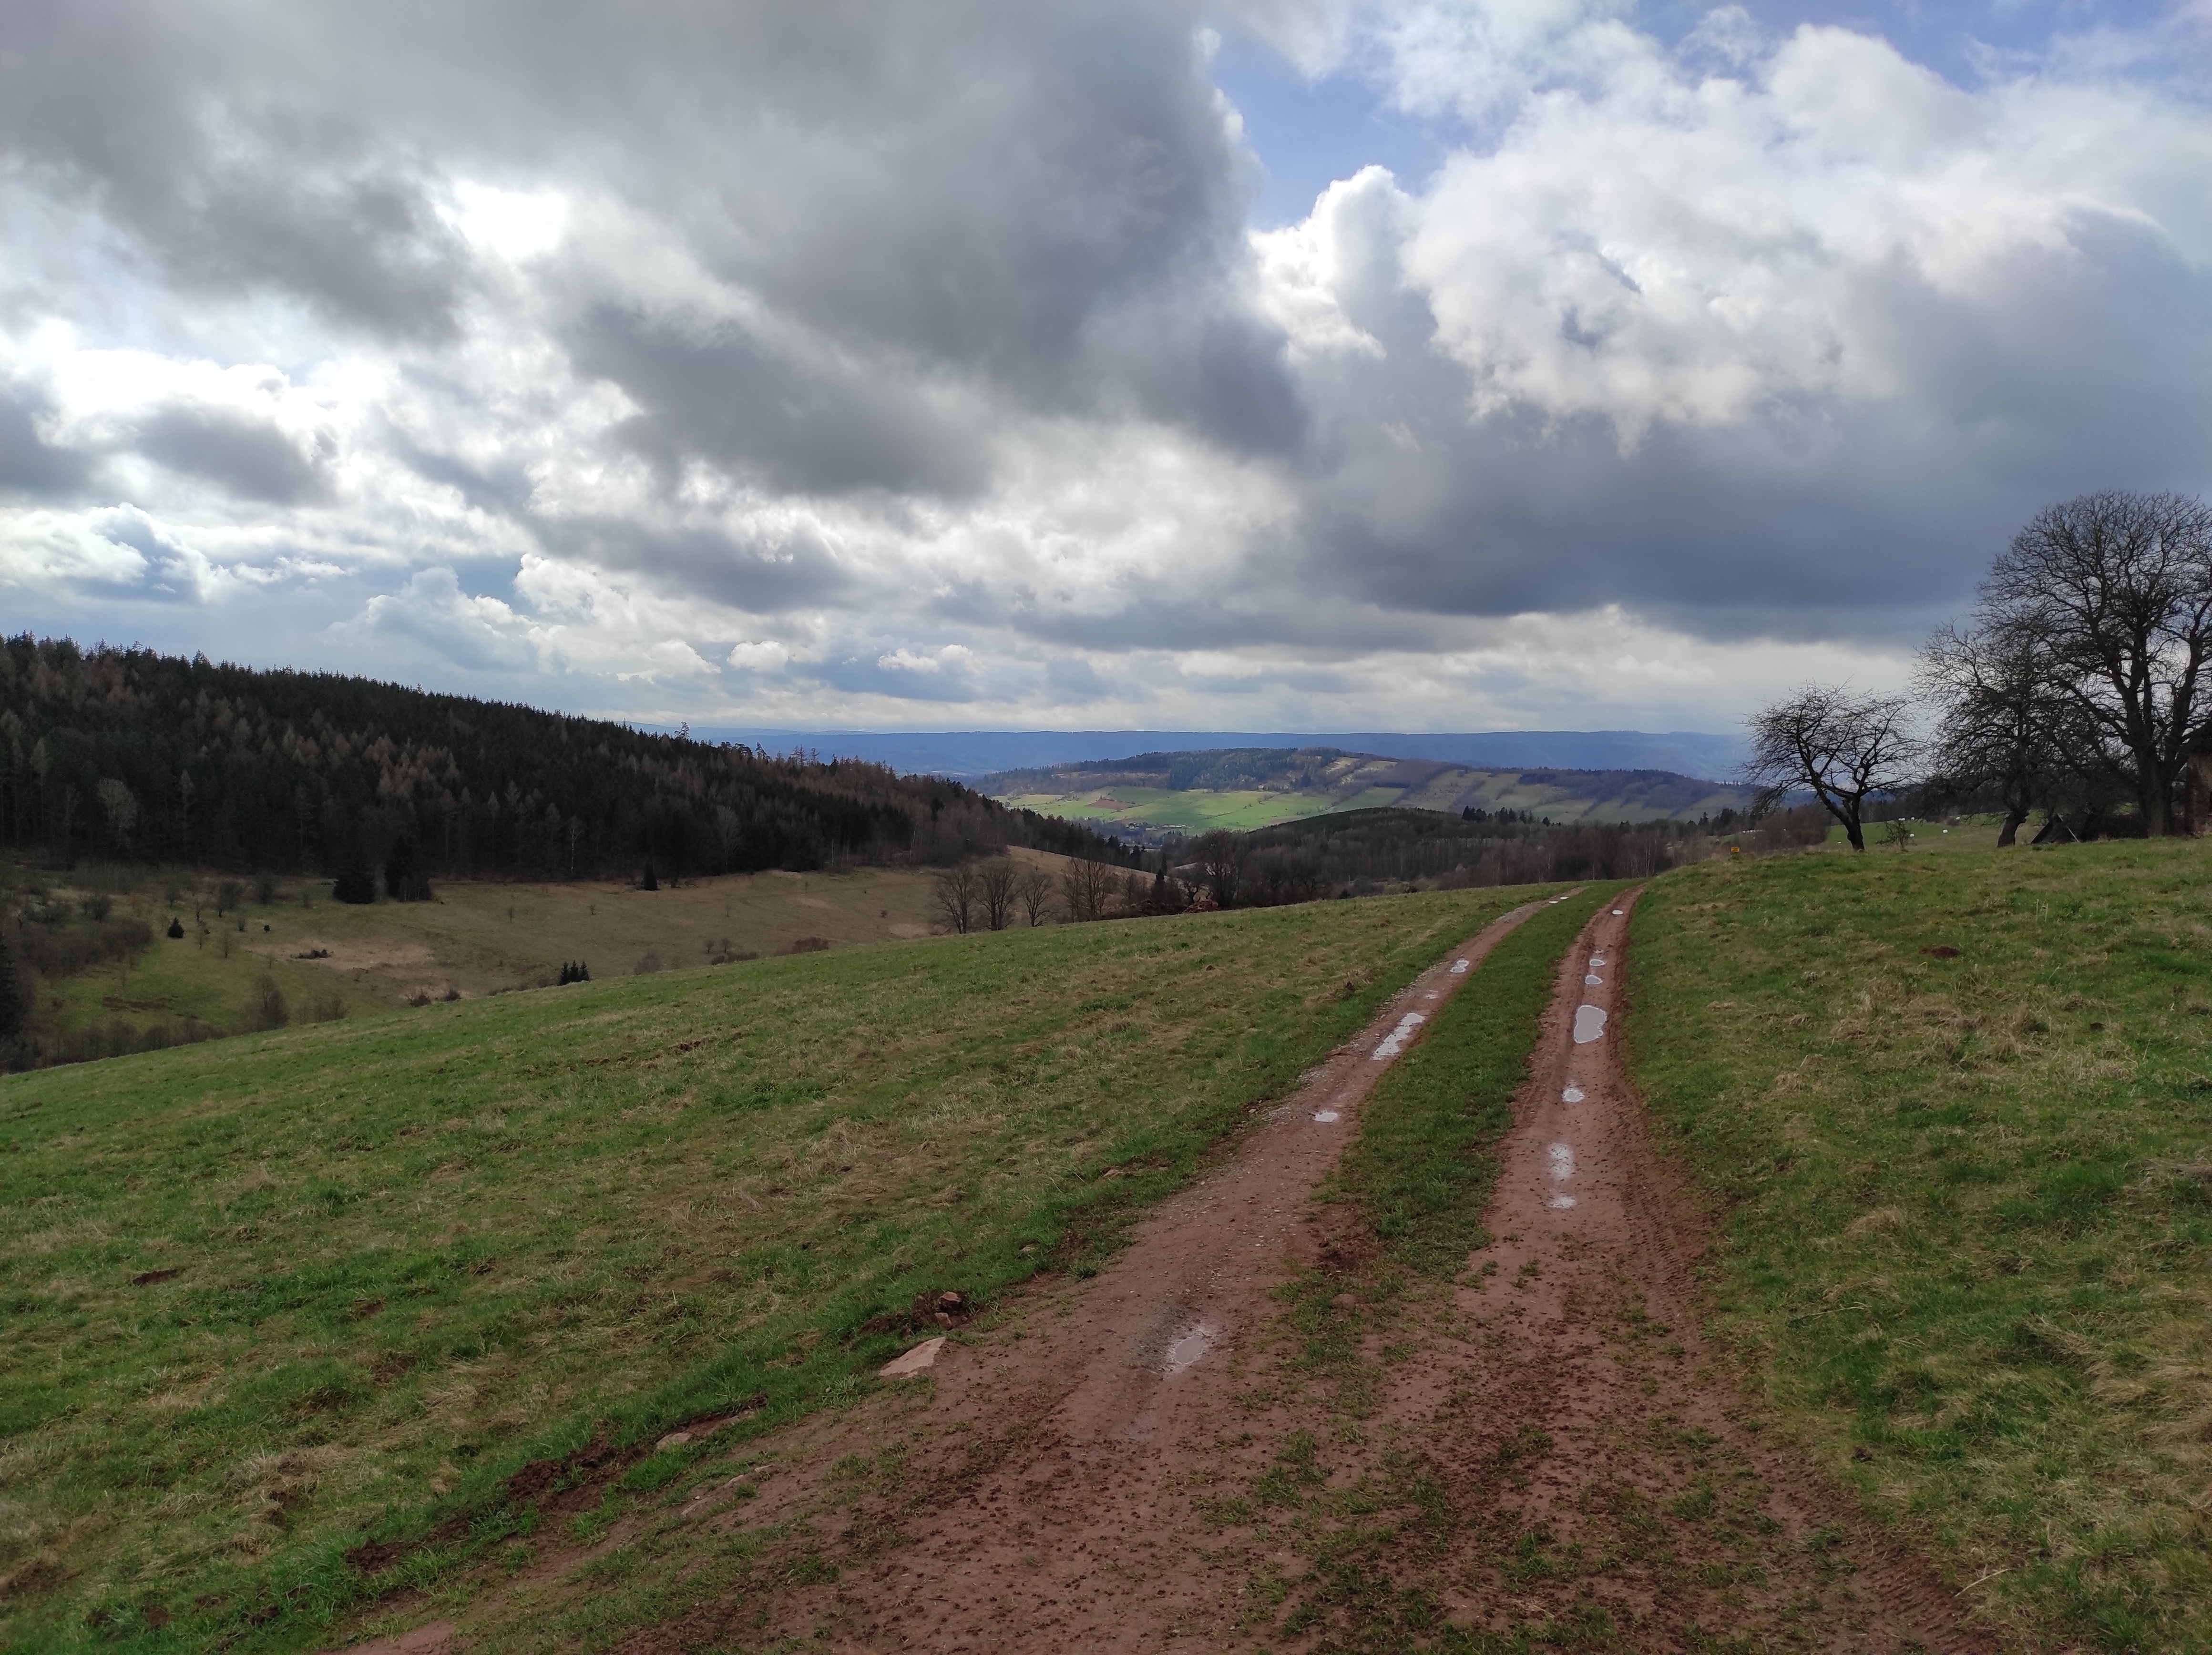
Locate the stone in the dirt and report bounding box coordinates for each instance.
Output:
[880,1336,947,1378]
[656,1430,693,1451]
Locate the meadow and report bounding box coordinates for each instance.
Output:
[5,858,955,1062]
[0,883,1539,1650]
[995,785,1387,836]
[1631,837,2212,1650]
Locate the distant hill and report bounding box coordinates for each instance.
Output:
[983,747,1758,841]
[686,727,1749,782]
[0,638,1134,882]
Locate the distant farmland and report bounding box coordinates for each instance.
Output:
[987,746,1755,840]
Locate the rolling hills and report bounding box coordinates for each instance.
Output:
[986,745,1756,840]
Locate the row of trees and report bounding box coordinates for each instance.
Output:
[1746,491,2212,848]
[936,805,1762,931]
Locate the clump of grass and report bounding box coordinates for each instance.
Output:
[1631,839,2212,1651]
[1342,885,1625,1276]
[0,884,1543,1650]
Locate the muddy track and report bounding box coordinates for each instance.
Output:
[348,893,1992,1653]
[1335,890,1994,1651]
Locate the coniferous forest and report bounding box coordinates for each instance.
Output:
[0,637,1134,888]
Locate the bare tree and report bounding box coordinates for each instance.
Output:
[977,856,1018,932]
[1741,685,1921,852]
[1191,829,1246,908]
[1014,864,1054,927]
[931,862,979,934]
[1981,490,2212,836]
[1915,620,2076,846]
[1058,857,1117,923]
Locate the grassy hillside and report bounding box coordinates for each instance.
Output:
[1630,838,2212,1650]
[0,884,1540,1650]
[990,746,1754,839]
[3,858,980,1069]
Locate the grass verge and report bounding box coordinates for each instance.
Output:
[1629,838,2212,1651]
[0,885,1540,1651]
[1342,884,1626,1277]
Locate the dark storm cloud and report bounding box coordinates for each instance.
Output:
[131,405,334,503]
[0,381,91,500]
[567,305,992,500]
[536,516,853,614]
[0,0,471,338]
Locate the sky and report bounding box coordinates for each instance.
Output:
[2,0,2208,736]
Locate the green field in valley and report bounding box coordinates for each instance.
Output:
[996,786,1365,835]
[0,884,1543,1651]
[1630,838,2212,1650]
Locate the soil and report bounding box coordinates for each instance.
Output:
[336,893,1993,1654]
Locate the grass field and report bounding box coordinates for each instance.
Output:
[1630,837,2212,1650]
[6,859,953,1055]
[0,884,1543,1651]
[996,786,1367,835]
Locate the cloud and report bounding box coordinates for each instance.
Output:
[0,0,2207,734]
[133,404,334,502]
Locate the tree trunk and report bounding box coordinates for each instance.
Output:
[1997,807,2028,847]
[1844,809,1865,852]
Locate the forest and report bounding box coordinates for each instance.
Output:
[0,637,1136,889]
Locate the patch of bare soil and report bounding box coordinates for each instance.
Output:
[337,894,1988,1654]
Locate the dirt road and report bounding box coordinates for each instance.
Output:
[354,893,1990,1652]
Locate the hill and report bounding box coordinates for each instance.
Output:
[0,638,1132,886]
[698,726,1750,780]
[0,886,1535,1649]
[986,746,1756,841]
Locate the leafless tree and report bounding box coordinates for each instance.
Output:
[1915,620,2079,846]
[977,856,1018,932]
[1191,829,1246,908]
[1014,864,1055,926]
[932,862,979,934]
[1059,857,1117,923]
[1741,684,1921,852]
[1980,490,2212,836]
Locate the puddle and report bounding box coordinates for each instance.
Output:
[1562,1085,1585,1103]
[1611,909,1624,916]
[1546,1141,1577,1207]
[1312,1109,1341,1123]
[1450,959,1470,974]
[1372,1011,1427,1059]
[1585,973,1603,985]
[1164,1322,1215,1375]
[1589,955,1606,966]
[1572,1005,1607,1044]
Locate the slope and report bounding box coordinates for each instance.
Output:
[0,884,1538,1651]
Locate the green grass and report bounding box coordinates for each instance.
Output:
[998,785,1363,834]
[1629,838,2212,1650]
[1344,885,1626,1276]
[0,885,1541,1651]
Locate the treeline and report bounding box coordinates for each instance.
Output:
[931,805,1827,932]
[0,637,1138,887]
[1190,808,1810,905]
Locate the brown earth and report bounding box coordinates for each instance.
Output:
[339,892,1993,1654]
